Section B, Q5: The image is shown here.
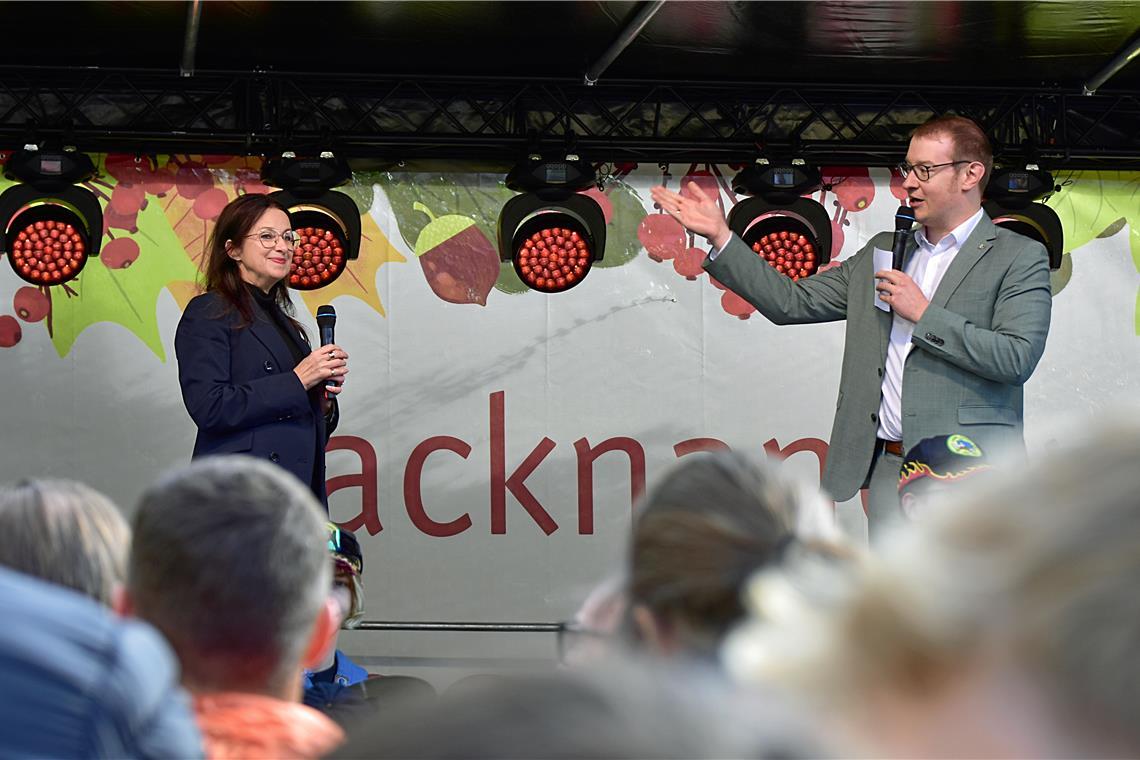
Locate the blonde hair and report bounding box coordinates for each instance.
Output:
[728,412,1140,753]
[0,479,130,606]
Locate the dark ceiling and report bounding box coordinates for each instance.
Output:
[2,0,1137,88]
[0,2,1137,166]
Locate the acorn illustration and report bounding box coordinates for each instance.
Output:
[413,202,500,306]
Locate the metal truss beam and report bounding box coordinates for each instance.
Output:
[1,67,1138,169]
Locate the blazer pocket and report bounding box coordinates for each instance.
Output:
[213,431,254,454]
[958,405,1017,426]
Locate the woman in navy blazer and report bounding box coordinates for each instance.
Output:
[174,194,349,506]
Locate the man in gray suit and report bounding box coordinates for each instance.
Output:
[650,116,1052,539]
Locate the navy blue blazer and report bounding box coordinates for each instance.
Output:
[174,290,330,504]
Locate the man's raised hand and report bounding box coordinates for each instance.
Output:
[649,182,733,250]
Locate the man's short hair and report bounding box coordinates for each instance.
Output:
[912,115,994,186]
[898,434,992,498]
[128,456,330,694]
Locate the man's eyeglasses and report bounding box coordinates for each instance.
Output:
[895,160,971,181]
[247,229,302,249]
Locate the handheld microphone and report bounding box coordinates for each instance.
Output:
[316,305,338,393]
[892,206,916,271]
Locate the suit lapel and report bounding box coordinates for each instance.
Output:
[248,311,296,374]
[878,235,919,360]
[930,213,997,308]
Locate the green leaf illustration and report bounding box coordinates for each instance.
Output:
[594,180,643,269]
[50,185,199,359]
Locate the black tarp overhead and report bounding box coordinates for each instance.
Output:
[3,0,1137,87]
[0,1,1137,165]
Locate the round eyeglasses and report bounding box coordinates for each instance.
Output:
[246,229,302,249]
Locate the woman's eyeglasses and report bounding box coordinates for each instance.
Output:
[247,229,302,249]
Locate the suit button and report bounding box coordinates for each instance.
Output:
[269,452,280,463]
[877,367,884,378]
[871,413,878,423]
[264,360,274,372]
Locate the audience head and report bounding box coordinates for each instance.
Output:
[628,450,844,658]
[897,433,993,519]
[326,522,365,629]
[0,478,129,606]
[125,455,336,700]
[333,657,829,759]
[728,412,1140,757]
[0,565,202,758]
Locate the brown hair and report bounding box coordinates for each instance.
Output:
[628,451,842,655]
[203,193,302,331]
[0,479,130,606]
[912,115,993,185]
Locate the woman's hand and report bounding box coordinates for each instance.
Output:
[294,344,349,393]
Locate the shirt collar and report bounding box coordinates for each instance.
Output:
[915,207,985,252]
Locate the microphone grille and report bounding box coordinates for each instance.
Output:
[316,305,336,324]
[894,205,916,231]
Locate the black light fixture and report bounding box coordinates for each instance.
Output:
[727,158,832,280]
[983,164,1063,270]
[262,151,361,291]
[0,146,103,286]
[498,149,606,294]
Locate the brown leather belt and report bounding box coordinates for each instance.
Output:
[879,438,904,456]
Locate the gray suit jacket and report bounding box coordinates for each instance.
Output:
[705,212,1052,501]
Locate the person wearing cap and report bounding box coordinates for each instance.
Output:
[897,433,993,520]
[650,115,1051,540]
[302,523,369,707]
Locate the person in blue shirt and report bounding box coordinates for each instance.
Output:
[303,523,369,709]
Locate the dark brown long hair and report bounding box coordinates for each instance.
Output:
[203,193,302,332]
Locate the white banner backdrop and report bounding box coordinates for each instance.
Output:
[1,164,1138,652]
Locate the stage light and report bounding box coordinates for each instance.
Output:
[983,164,1063,270]
[262,152,361,290]
[0,147,103,286]
[498,152,606,294]
[727,159,832,279]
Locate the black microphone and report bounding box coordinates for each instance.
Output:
[892,205,916,271]
[316,305,339,393]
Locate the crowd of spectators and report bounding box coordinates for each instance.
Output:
[2,412,1139,758]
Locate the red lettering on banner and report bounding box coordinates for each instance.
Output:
[405,436,474,537]
[326,436,382,535]
[490,391,558,535]
[673,437,731,457]
[573,437,646,534]
[763,437,829,481]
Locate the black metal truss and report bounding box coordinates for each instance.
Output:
[1,66,1139,169]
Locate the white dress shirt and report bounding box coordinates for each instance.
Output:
[876,208,985,442]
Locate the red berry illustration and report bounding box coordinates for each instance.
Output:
[890,171,908,202]
[831,168,875,213]
[637,214,685,262]
[720,289,755,320]
[14,287,50,322]
[673,246,706,280]
[0,315,22,347]
[193,188,230,221]
[110,182,148,216]
[578,187,613,224]
[175,160,214,200]
[101,237,141,269]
